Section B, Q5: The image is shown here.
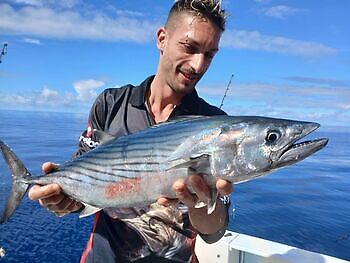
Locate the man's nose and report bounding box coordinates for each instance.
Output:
[190,53,207,74]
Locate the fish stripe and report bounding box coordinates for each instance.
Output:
[72,162,162,175]
[83,160,161,167]
[106,124,208,146]
[63,163,159,181]
[59,168,123,183]
[33,173,103,187]
[83,154,169,161]
[100,146,175,154]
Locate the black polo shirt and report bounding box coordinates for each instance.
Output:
[77,76,228,263]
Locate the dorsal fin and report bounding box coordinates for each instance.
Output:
[150,115,209,129]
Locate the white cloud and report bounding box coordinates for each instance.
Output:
[105,5,144,18]
[282,76,350,87]
[40,87,58,97]
[0,2,335,59]
[73,79,105,102]
[6,0,80,8]
[254,0,271,3]
[221,29,337,57]
[201,81,350,108]
[260,5,301,19]
[336,103,350,110]
[8,0,43,6]
[198,80,350,126]
[1,78,349,126]
[0,3,158,43]
[4,94,31,104]
[23,37,42,45]
[0,87,72,107]
[0,79,107,109]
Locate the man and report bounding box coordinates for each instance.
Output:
[29,0,233,262]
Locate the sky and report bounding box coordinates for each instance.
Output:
[0,0,349,127]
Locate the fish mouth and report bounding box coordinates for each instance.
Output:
[275,122,328,168]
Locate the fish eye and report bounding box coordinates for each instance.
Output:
[266,130,281,144]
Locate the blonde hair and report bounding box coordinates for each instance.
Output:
[167,0,227,31]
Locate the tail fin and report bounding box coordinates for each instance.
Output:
[0,140,31,224]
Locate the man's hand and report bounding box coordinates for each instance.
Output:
[28,162,83,216]
[157,174,232,235]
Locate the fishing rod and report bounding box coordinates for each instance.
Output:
[0,43,8,64]
[219,73,234,109]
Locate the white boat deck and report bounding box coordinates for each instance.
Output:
[195,231,349,263]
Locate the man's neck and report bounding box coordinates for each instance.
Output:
[146,75,184,123]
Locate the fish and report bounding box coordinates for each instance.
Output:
[0,115,328,223]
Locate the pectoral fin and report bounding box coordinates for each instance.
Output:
[167,154,210,174]
[79,203,102,218]
[169,127,222,161]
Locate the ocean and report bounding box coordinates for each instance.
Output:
[0,110,349,262]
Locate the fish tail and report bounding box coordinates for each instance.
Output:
[0,140,31,224]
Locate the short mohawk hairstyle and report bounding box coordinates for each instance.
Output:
[168,0,227,31]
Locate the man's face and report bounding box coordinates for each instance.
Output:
[157,13,221,95]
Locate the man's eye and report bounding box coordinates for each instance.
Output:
[183,44,196,53]
[205,52,215,59]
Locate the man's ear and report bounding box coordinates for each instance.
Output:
[156,27,167,53]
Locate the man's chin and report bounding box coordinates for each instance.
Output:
[172,82,196,94]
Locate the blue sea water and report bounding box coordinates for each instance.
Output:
[0,110,349,262]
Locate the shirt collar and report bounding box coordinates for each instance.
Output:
[129,75,154,107]
[129,75,201,114]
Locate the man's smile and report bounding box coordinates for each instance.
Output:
[179,69,200,84]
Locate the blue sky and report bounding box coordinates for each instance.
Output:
[0,0,349,127]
